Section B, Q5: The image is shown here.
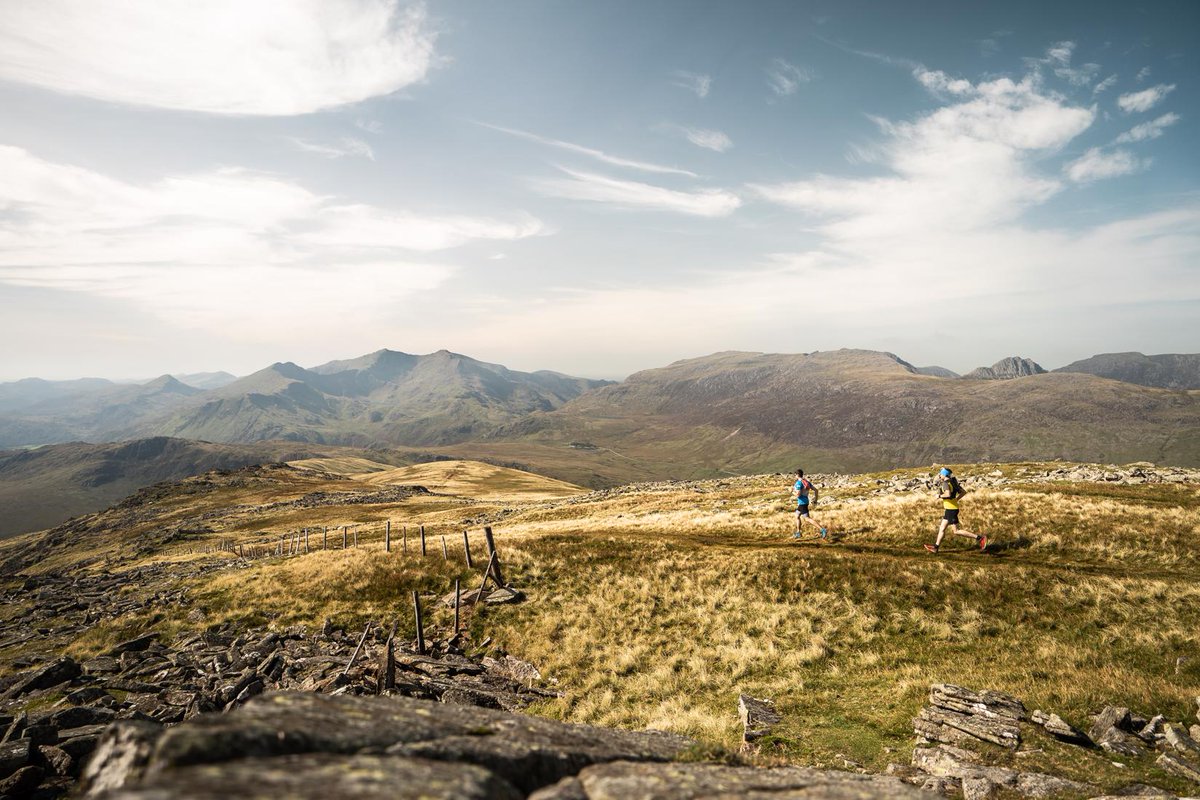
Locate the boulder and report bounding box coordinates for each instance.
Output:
[1163,724,1200,758]
[0,764,43,796]
[914,685,1024,748]
[1,656,81,698]
[0,738,31,778]
[77,720,163,798]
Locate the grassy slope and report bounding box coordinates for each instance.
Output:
[1,461,1197,795]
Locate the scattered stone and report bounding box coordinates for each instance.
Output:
[1091,707,1146,757]
[77,720,163,798]
[962,775,997,800]
[737,694,781,746]
[1164,724,1200,759]
[1014,771,1092,797]
[0,764,43,796]
[0,738,31,778]
[38,743,75,777]
[1031,709,1091,746]
[914,685,1024,748]
[1,656,81,699]
[1156,752,1200,784]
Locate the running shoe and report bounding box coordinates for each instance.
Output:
[923,543,939,553]
[978,535,988,551]
[792,532,803,540]
[820,528,828,539]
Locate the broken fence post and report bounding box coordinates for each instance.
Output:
[412,590,426,655]
[483,526,505,586]
[343,621,373,677]
[462,529,473,568]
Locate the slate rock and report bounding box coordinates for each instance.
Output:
[1157,752,1200,784]
[107,634,160,657]
[93,753,522,800]
[50,706,117,729]
[78,720,163,798]
[1030,710,1091,746]
[1163,724,1200,758]
[538,760,938,799]
[38,743,75,777]
[0,739,31,778]
[2,657,81,698]
[0,764,43,797]
[738,695,782,745]
[1014,771,1092,797]
[1090,707,1133,742]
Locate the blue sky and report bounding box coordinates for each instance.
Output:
[0,0,1196,380]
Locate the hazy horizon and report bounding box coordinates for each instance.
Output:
[1,1,1197,382]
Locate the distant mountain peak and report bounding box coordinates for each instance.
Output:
[966,356,1046,380]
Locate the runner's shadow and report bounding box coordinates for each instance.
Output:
[987,537,1032,554]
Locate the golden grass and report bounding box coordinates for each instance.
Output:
[8,462,1198,794]
[351,459,586,502]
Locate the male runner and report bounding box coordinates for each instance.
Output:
[791,469,828,540]
[924,467,987,553]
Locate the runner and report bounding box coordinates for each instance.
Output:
[924,467,987,553]
[790,469,828,541]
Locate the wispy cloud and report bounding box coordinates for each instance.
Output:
[1117,83,1176,113]
[533,166,741,217]
[679,127,733,152]
[752,71,1093,236]
[355,119,384,135]
[0,145,543,327]
[1026,40,1101,86]
[766,58,811,96]
[1115,112,1181,144]
[977,29,1012,57]
[671,70,711,99]
[286,136,376,161]
[1136,66,1152,82]
[1064,147,1144,182]
[0,1,437,115]
[1092,74,1118,95]
[478,123,699,178]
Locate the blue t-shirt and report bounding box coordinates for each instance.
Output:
[794,478,811,506]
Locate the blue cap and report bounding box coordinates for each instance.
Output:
[939,468,951,477]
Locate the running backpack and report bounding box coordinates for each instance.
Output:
[948,476,967,499]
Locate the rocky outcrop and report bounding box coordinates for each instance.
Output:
[79,692,936,799]
[529,762,934,799]
[737,694,780,748]
[964,357,1047,380]
[912,684,1026,749]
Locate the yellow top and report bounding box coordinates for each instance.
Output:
[940,479,958,509]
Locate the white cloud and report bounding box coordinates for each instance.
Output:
[1136,66,1152,82]
[1092,74,1118,95]
[914,68,973,96]
[671,71,712,99]
[478,123,699,178]
[355,119,385,134]
[1115,112,1181,144]
[0,145,543,328]
[533,167,741,217]
[680,128,733,152]
[752,73,1094,237]
[1025,41,1101,86]
[1117,84,1176,113]
[766,58,811,96]
[1064,147,1144,182]
[0,0,437,115]
[287,136,376,160]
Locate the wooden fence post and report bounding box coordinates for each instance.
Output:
[441,535,448,561]
[462,530,473,568]
[353,527,358,548]
[475,551,498,605]
[453,578,461,635]
[403,525,408,554]
[342,526,347,549]
[304,528,309,553]
[323,526,328,550]
[420,525,426,556]
[412,591,425,655]
[380,620,397,692]
[343,622,373,676]
[483,526,504,586]
[385,520,391,553]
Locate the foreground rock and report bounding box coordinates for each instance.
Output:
[913,684,1026,749]
[530,761,934,799]
[82,692,937,799]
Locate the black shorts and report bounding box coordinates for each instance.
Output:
[943,508,960,524]
[796,505,810,517]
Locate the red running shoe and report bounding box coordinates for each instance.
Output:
[978,535,988,551]
[923,543,939,553]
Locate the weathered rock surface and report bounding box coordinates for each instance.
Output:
[738,694,781,746]
[527,761,936,799]
[910,744,1092,798]
[913,685,1025,748]
[1031,709,1091,746]
[79,692,947,799]
[1156,751,1200,784]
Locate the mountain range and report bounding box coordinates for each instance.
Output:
[2,346,1198,538]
